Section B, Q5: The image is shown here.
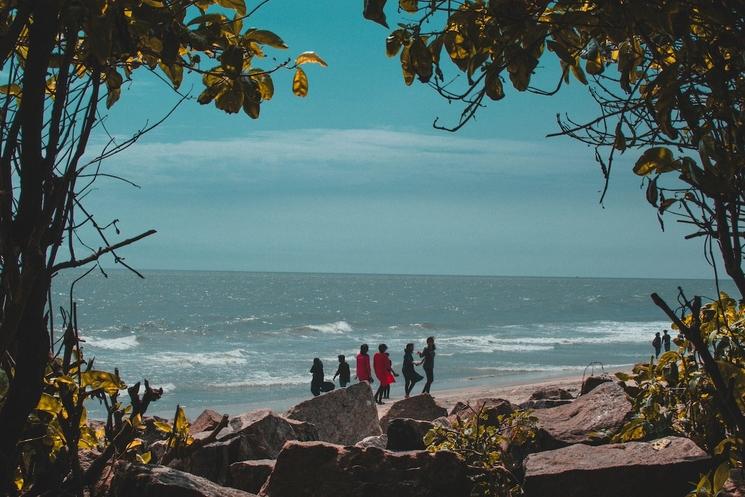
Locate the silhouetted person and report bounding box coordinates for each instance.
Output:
[652,332,662,359]
[383,351,398,399]
[418,336,436,394]
[662,329,671,352]
[356,344,373,384]
[333,354,351,387]
[373,344,391,404]
[402,343,423,398]
[310,358,324,396]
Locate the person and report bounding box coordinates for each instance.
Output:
[418,336,436,394]
[355,344,373,384]
[310,358,324,397]
[373,344,391,404]
[333,354,351,387]
[652,332,662,359]
[402,343,423,398]
[383,351,398,399]
[662,329,671,352]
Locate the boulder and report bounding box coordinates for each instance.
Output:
[228,460,275,495]
[520,387,574,409]
[260,441,472,497]
[379,394,448,431]
[449,398,516,426]
[722,474,745,497]
[108,461,257,497]
[523,436,711,497]
[191,409,225,435]
[386,418,433,451]
[286,382,381,445]
[355,435,388,450]
[171,409,317,484]
[533,381,631,449]
[580,375,612,395]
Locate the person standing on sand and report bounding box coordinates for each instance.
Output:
[402,343,423,398]
[662,329,671,352]
[418,336,436,394]
[310,358,324,397]
[356,344,373,384]
[373,344,391,404]
[652,332,662,359]
[383,351,398,399]
[333,354,351,387]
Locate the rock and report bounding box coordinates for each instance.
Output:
[355,435,388,450]
[149,440,168,463]
[379,394,448,431]
[432,416,451,428]
[533,381,631,449]
[722,474,745,497]
[449,398,516,426]
[191,409,225,435]
[523,436,711,497]
[108,461,257,497]
[386,418,433,451]
[228,460,275,494]
[580,375,612,395]
[171,409,317,485]
[261,441,472,497]
[286,382,381,445]
[521,387,575,409]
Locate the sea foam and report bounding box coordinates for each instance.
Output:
[83,335,139,351]
[152,348,249,367]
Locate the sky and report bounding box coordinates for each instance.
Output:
[78,1,716,279]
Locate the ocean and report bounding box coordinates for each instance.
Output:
[51,270,735,418]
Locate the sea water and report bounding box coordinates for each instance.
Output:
[51,270,736,418]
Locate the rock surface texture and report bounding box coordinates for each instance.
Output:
[355,434,388,450]
[523,436,711,497]
[260,441,472,497]
[108,461,258,497]
[191,409,225,435]
[286,382,381,445]
[449,398,516,426]
[533,381,631,449]
[379,393,448,431]
[386,418,434,451]
[580,375,613,395]
[521,387,574,409]
[228,460,275,495]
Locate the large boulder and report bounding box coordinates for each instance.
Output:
[260,441,472,497]
[171,409,317,484]
[191,409,224,435]
[520,387,574,409]
[108,461,257,497]
[379,394,448,431]
[449,398,516,426]
[533,381,631,449]
[386,418,434,451]
[228,460,275,495]
[286,382,381,445]
[580,375,612,395]
[355,435,388,450]
[523,437,711,497]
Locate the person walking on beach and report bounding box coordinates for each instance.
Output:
[383,351,398,399]
[418,336,436,394]
[652,332,662,359]
[373,344,391,404]
[333,354,351,387]
[356,344,373,384]
[662,329,671,352]
[310,358,324,397]
[402,343,423,398]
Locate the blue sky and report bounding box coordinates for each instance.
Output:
[80,1,713,278]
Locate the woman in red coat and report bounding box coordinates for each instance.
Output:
[355,344,373,383]
[373,343,390,404]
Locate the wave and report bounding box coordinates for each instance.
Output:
[438,336,554,353]
[152,348,249,367]
[471,363,631,374]
[209,371,309,388]
[83,335,139,351]
[292,320,353,334]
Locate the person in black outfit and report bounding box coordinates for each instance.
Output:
[310,358,324,396]
[662,329,671,352]
[402,343,423,398]
[333,354,351,387]
[418,336,436,394]
[652,332,662,359]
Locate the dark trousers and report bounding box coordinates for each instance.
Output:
[422,368,433,394]
[404,373,420,396]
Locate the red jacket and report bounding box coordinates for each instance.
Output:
[373,352,391,386]
[356,353,372,382]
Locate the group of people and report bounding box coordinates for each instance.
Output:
[309,336,437,404]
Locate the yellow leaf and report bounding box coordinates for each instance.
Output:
[292,67,308,97]
[126,439,143,451]
[81,370,126,395]
[633,147,674,176]
[215,0,246,16]
[295,51,328,67]
[153,420,173,433]
[245,30,288,49]
[399,0,417,13]
[136,451,152,464]
[36,393,63,416]
[713,461,731,493]
[173,405,190,434]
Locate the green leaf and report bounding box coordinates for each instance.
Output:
[713,461,731,492]
[245,30,288,49]
[215,0,246,16]
[633,147,674,175]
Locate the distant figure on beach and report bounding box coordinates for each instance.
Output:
[662,329,671,352]
[373,344,391,404]
[418,336,436,394]
[652,332,662,359]
[383,351,398,399]
[356,344,373,384]
[310,358,324,396]
[402,343,424,398]
[333,354,351,387]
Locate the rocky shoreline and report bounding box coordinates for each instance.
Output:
[92,373,741,497]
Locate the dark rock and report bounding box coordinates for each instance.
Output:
[523,436,711,497]
[432,416,451,428]
[228,460,275,494]
[580,375,612,395]
[379,394,448,431]
[533,381,631,449]
[722,473,745,497]
[355,435,388,449]
[108,461,257,497]
[260,441,472,497]
[386,418,433,451]
[141,416,171,445]
[191,409,225,435]
[521,387,575,409]
[449,398,516,426]
[286,382,381,445]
